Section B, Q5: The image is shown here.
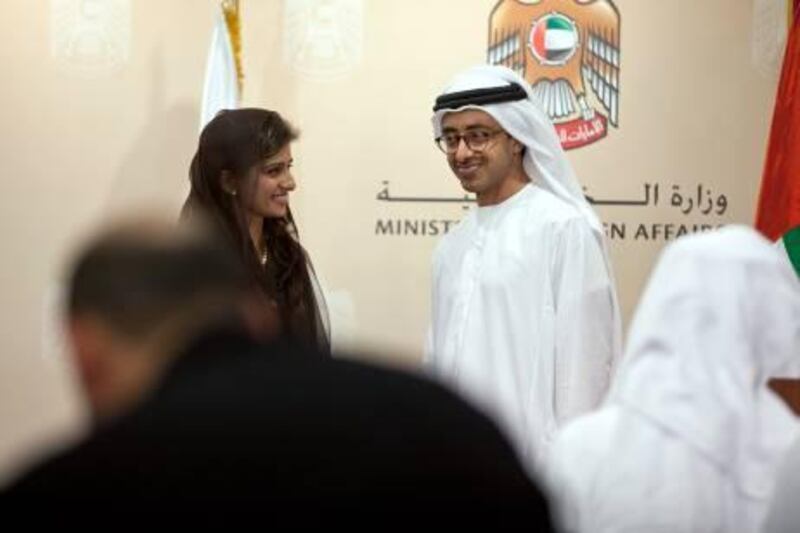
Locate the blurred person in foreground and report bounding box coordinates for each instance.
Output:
[546,226,800,533]
[2,216,553,526]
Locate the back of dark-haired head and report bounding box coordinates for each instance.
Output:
[67,219,249,339]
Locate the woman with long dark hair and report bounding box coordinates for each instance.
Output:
[181,108,329,352]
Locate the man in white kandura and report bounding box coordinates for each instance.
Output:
[425,65,622,471]
[547,226,800,533]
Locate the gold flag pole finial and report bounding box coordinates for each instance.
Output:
[222,0,243,98]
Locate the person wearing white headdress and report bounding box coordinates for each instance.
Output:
[546,226,800,533]
[424,64,622,472]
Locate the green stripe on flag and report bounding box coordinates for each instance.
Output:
[782,225,800,277]
[547,17,572,32]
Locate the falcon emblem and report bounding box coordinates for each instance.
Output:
[488,0,621,149]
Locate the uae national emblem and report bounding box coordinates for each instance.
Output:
[283,0,363,82]
[488,0,620,150]
[50,0,131,76]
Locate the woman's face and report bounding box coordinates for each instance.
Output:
[238,144,296,219]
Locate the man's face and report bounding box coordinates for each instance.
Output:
[439,109,521,205]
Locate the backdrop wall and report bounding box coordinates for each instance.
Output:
[0,0,779,481]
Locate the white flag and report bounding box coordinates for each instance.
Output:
[200,3,240,131]
[751,0,791,78]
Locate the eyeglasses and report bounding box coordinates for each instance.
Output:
[435,128,506,154]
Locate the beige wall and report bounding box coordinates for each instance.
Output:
[0,0,779,481]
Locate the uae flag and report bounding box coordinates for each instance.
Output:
[530,14,578,64]
[759,0,800,423]
[755,0,800,276]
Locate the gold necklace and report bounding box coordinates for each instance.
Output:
[260,243,268,265]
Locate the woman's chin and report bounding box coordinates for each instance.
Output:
[265,206,288,219]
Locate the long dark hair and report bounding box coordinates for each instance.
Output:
[181,108,329,352]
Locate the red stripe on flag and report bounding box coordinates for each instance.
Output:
[755,8,800,240]
[533,21,545,57]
